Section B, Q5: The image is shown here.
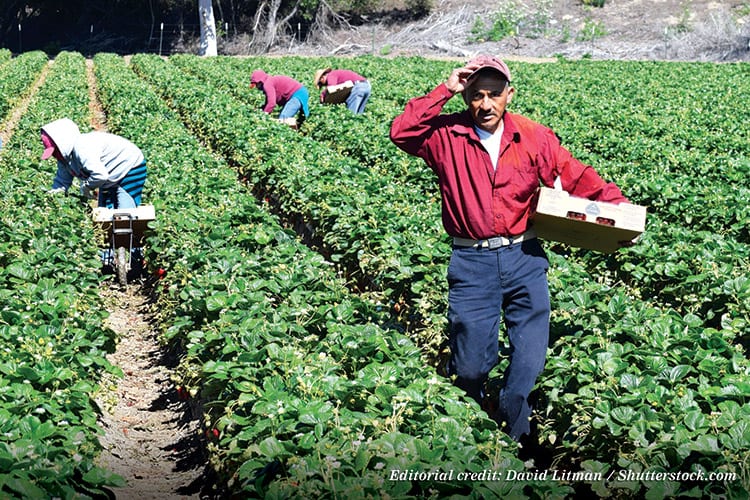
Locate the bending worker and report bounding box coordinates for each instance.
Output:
[41,118,147,209]
[314,67,371,114]
[250,69,310,126]
[390,55,630,442]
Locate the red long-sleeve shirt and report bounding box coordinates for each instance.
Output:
[319,69,367,102]
[390,83,629,240]
[325,69,366,86]
[253,71,303,114]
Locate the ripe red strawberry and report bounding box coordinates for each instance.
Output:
[176,386,189,400]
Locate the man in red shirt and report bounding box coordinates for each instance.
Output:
[314,68,371,114]
[390,55,629,442]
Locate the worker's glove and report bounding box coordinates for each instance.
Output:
[47,187,66,195]
[80,185,95,199]
[618,235,641,248]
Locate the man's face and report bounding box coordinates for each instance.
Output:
[464,73,514,134]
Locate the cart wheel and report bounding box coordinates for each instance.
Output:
[116,246,129,286]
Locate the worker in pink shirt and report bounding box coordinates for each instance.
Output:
[390,55,630,444]
[250,70,310,126]
[313,68,371,114]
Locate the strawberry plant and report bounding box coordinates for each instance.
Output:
[93,52,562,499]
[0,51,125,498]
[0,50,747,498]
[138,54,453,359]
[157,54,750,498]
[0,51,47,124]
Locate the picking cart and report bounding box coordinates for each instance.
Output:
[92,205,155,285]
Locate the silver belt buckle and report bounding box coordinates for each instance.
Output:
[487,236,509,249]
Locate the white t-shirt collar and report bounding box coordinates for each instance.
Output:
[474,122,505,171]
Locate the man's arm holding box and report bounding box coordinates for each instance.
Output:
[321,80,355,104]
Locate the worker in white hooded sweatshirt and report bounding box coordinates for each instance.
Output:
[41,118,147,209]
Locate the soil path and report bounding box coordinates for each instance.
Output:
[0,60,51,149]
[86,59,108,131]
[95,287,206,499]
[86,59,210,499]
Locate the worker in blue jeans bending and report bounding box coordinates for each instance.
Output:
[41,118,147,208]
[41,118,148,269]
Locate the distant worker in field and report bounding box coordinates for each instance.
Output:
[41,118,147,209]
[250,69,310,128]
[390,55,630,443]
[313,68,371,114]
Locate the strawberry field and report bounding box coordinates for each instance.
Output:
[0,48,748,499]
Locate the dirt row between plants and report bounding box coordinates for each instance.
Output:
[94,287,207,499]
[84,59,211,499]
[0,60,50,151]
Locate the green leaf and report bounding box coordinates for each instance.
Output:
[0,444,15,469]
[5,474,47,500]
[206,292,228,312]
[644,480,680,500]
[253,228,273,245]
[354,448,371,470]
[259,437,285,458]
[620,373,641,389]
[660,365,691,382]
[683,410,707,432]
[237,459,266,480]
[690,435,720,454]
[5,263,33,281]
[298,400,333,425]
[610,406,636,425]
[727,421,750,448]
[82,466,128,488]
[28,419,57,441]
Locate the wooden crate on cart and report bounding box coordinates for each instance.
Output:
[92,205,156,284]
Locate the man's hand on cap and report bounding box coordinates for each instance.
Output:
[446,66,475,95]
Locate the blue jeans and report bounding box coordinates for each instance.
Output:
[279,87,310,119]
[98,162,147,209]
[97,163,148,271]
[446,238,549,440]
[98,186,136,209]
[345,80,371,114]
